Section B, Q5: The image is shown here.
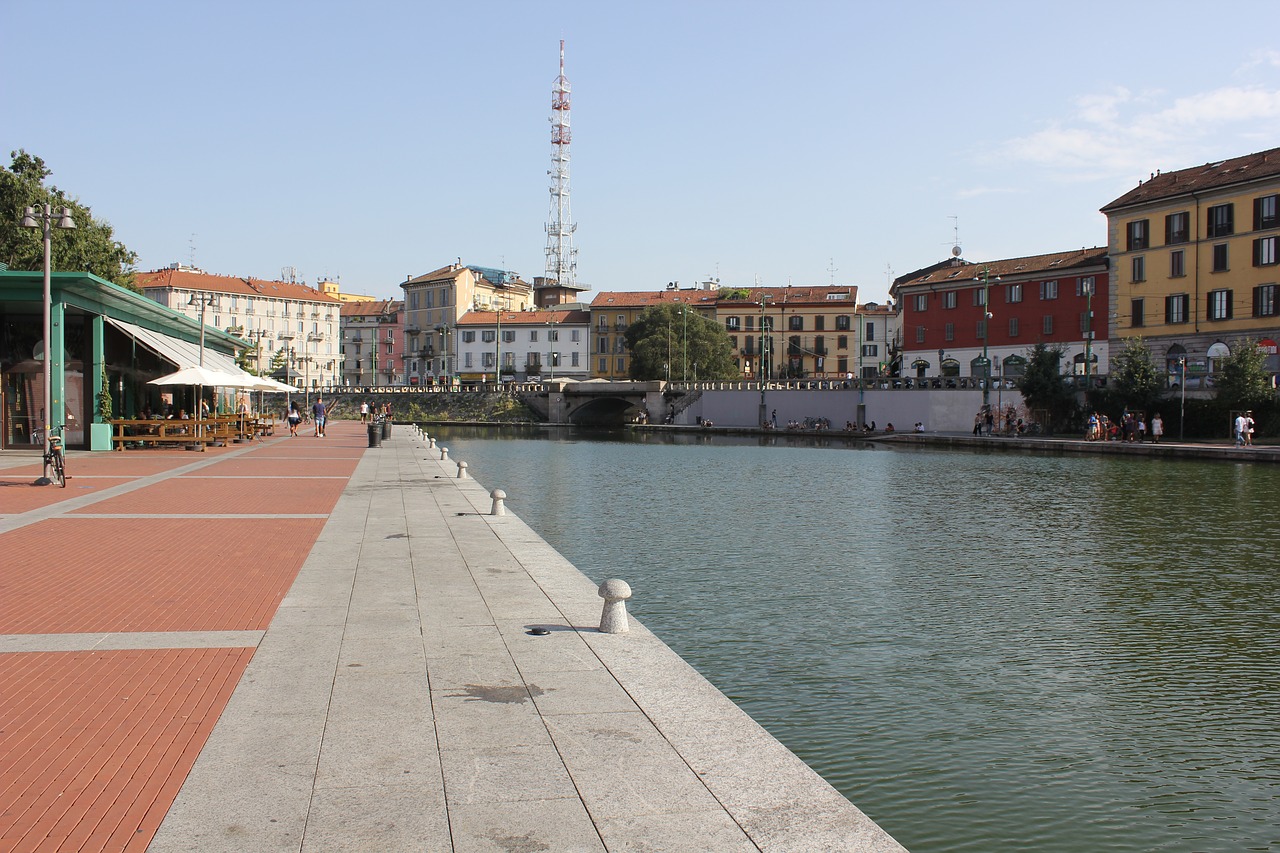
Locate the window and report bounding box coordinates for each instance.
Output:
[1080,311,1093,333]
[726,316,740,331]
[1043,315,1054,335]
[814,316,825,331]
[973,289,987,307]
[1207,203,1234,237]
[1254,194,1278,230]
[944,322,954,341]
[861,344,878,357]
[1208,289,1233,320]
[944,291,958,309]
[1171,249,1185,277]
[1077,276,1095,297]
[1254,236,1278,266]
[599,357,607,372]
[502,330,515,343]
[1126,219,1149,250]
[1165,211,1190,244]
[865,322,875,341]
[598,337,607,353]
[788,315,803,331]
[1253,284,1278,317]
[1165,294,1189,324]
[1008,317,1019,337]
[481,330,496,343]
[1131,256,1145,282]
[1131,298,1145,327]
[549,329,559,341]
[529,330,539,342]
[915,325,925,343]
[571,329,580,342]
[1006,283,1023,303]
[837,335,848,349]
[1213,244,1229,272]
[571,352,579,367]
[1040,280,1059,300]
[616,357,625,373]
[913,294,928,312]
[835,315,851,330]
[976,319,986,339]
[461,330,476,343]
[464,352,473,368]
[745,316,755,331]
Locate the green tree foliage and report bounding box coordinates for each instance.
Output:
[623,303,739,381]
[0,150,139,291]
[1108,336,1164,410]
[1214,338,1275,408]
[1014,342,1077,432]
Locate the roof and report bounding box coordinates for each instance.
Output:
[897,247,1108,287]
[718,286,858,305]
[339,299,402,318]
[1101,146,1280,212]
[136,268,341,304]
[457,309,590,326]
[403,263,532,289]
[591,285,859,309]
[591,290,720,308]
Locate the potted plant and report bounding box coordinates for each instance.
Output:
[90,364,114,451]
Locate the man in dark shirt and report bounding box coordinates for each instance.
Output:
[312,397,327,438]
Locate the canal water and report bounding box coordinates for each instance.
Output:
[425,425,1279,853]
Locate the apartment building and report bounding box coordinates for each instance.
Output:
[338,300,405,386]
[589,288,719,379]
[455,308,590,382]
[892,248,1110,381]
[137,265,341,387]
[400,263,533,385]
[1101,146,1280,386]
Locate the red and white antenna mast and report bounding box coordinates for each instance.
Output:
[544,40,577,290]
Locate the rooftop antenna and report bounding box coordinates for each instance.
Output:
[188,233,197,268]
[948,216,962,257]
[886,263,894,289]
[827,257,838,286]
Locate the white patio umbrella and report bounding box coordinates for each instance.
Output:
[148,365,251,441]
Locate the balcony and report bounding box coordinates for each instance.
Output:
[405,324,421,334]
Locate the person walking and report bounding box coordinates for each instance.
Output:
[1152,413,1164,443]
[360,401,369,423]
[287,401,301,437]
[1234,412,1247,447]
[1245,411,1255,446]
[312,397,327,438]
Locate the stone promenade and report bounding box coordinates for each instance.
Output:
[0,421,904,852]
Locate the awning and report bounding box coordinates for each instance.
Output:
[107,317,240,375]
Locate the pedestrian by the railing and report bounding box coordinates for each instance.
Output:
[360,401,369,423]
[287,401,301,436]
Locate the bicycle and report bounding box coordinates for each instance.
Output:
[43,425,67,488]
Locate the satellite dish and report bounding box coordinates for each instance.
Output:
[951,245,962,258]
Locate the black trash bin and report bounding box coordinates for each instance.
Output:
[367,421,382,447]
[381,419,391,440]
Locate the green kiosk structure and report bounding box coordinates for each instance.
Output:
[1,270,246,452]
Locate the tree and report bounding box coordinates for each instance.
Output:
[1108,336,1164,410]
[0,150,139,291]
[1014,342,1077,432]
[623,303,739,381]
[1214,338,1274,408]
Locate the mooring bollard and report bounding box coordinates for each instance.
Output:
[456,460,469,479]
[440,447,449,461]
[598,579,632,634]
[428,437,436,449]
[490,488,506,516]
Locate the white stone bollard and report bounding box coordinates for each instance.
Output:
[490,488,506,516]
[598,579,632,634]
[456,460,469,479]
[440,447,449,461]
[428,437,436,449]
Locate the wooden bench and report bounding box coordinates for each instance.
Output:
[111,419,217,450]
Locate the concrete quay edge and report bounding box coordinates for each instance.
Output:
[149,425,907,853]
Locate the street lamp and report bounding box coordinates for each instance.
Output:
[547,317,556,381]
[973,266,1000,408]
[1179,357,1187,442]
[20,203,75,486]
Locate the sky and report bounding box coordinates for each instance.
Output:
[6,1,1280,304]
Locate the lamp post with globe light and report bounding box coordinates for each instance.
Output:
[20,204,75,485]
[973,266,1000,409]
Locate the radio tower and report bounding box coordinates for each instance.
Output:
[543,40,577,292]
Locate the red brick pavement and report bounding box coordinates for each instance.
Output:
[0,422,365,852]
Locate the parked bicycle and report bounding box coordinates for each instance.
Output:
[43,424,67,488]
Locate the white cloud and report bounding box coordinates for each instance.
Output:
[1001,80,1280,181]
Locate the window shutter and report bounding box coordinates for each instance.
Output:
[1226,290,1234,319]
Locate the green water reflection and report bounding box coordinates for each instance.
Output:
[427,425,1280,853]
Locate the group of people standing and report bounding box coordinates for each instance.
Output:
[359,401,391,423]
[1087,411,1164,443]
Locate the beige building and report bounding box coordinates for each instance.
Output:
[319,279,377,303]
[589,288,719,379]
[137,265,341,388]
[1101,145,1280,387]
[400,263,533,384]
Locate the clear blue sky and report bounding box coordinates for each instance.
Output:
[7,1,1279,303]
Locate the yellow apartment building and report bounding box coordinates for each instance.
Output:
[589,288,718,379]
[1102,146,1280,388]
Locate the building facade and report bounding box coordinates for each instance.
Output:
[455,308,590,382]
[589,288,719,379]
[400,263,534,386]
[893,249,1111,381]
[1101,146,1280,388]
[338,300,405,386]
[137,265,341,388]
